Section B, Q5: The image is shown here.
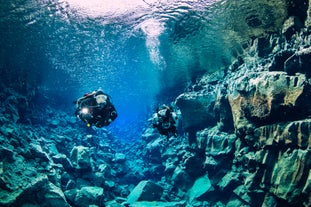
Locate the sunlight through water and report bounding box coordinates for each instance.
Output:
[1,0,288,139]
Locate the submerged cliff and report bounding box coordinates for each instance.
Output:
[1,1,311,207]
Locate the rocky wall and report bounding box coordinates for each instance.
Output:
[169,2,311,206]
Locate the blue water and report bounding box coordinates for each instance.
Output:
[0,0,287,139]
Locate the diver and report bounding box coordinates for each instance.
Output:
[74,89,117,127]
[152,104,178,138]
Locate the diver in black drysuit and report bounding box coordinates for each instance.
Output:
[74,90,117,127]
[152,104,178,138]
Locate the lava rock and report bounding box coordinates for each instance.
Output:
[70,146,92,170]
[254,119,311,149]
[284,46,311,77]
[228,71,311,134]
[175,90,217,133]
[74,186,104,207]
[127,180,164,204]
[187,175,214,203]
[282,16,304,40]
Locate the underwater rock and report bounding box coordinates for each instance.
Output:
[142,128,159,142]
[127,180,164,204]
[269,50,295,72]
[306,0,311,27]
[40,181,70,207]
[214,85,235,133]
[187,175,214,203]
[2,1,311,207]
[227,71,311,135]
[113,161,129,177]
[7,175,69,207]
[164,157,178,176]
[302,172,311,207]
[261,193,279,207]
[52,153,73,171]
[114,153,126,163]
[171,166,193,192]
[105,199,125,207]
[127,201,187,207]
[225,194,246,207]
[175,90,217,133]
[196,128,237,156]
[217,171,241,193]
[0,146,14,162]
[254,119,311,149]
[98,163,112,177]
[183,152,205,178]
[282,16,304,40]
[259,149,310,206]
[3,95,20,123]
[29,143,51,163]
[144,137,164,164]
[74,186,104,207]
[142,164,165,181]
[64,177,76,191]
[49,119,61,128]
[70,146,92,170]
[284,46,311,77]
[232,184,265,207]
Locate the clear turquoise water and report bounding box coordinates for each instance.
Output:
[0,0,287,139]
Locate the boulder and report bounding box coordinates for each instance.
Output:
[41,182,70,207]
[217,171,241,192]
[127,180,163,203]
[52,153,73,171]
[64,189,78,204]
[4,175,69,207]
[74,186,104,207]
[114,153,126,163]
[171,167,192,191]
[183,153,205,178]
[175,90,217,133]
[144,137,164,164]
[29,143,51,163]
[70,146,92,170]
[187,175,214,203]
